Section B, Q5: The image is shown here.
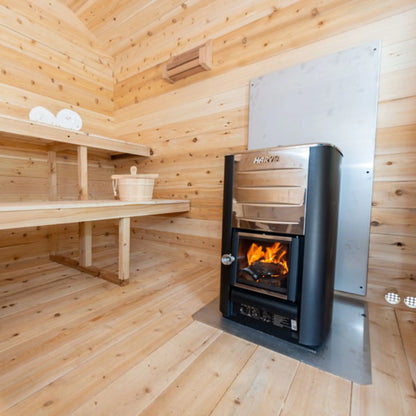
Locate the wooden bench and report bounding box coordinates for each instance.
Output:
[0,115,190,285]
[0,200,190,285]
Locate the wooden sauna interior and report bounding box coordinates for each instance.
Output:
[0,1,415,415]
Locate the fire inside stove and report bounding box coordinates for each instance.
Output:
[246,242,288,279]
[237,236,290,294]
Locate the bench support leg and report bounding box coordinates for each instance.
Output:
[50,217,131,286]
[79,221,92,267]
[119,217,130,282]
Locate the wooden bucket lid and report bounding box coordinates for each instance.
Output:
[111,166,159,180]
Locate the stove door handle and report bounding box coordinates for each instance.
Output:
[221,254,235,266]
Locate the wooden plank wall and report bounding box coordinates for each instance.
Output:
[0,0,414,306]
[0,1,114,134]
[113,0,416,306]
[0,1,117,268]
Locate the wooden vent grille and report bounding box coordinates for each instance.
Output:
[163,40,212,83]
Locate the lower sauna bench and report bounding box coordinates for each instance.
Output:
[0,199,190,285]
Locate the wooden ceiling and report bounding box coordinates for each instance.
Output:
[59,0,190,56]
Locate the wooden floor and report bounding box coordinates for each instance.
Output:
[0,242,415,415]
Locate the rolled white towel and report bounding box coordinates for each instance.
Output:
[56,109,83,130]
[29,106,57,126]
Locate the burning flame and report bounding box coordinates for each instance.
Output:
[247,242,288,275]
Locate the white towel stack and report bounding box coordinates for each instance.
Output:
[29,107,83,131]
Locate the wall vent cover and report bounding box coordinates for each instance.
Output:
[163,40,212,83]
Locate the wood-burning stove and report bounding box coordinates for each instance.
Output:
[220,144,342,347]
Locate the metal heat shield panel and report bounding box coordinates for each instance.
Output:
[248,41,381,295]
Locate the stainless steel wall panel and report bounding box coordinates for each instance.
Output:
[247,42,381,295]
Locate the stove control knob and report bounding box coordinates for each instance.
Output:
[221,254,235,266]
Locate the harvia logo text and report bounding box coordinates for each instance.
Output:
[253,155,279,164]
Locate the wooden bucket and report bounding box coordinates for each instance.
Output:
[111,166,159,201]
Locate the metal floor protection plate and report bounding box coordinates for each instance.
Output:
[193,294,371,384]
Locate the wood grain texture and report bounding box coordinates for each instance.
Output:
[0,247,220,414]
[372,181,416,209]
[0,116,150,157]
[0,2,112,73]
[112,0,416,306]
[0,85,115,137]
[79,222,92,267]
[351,303,416,415]
[0,221,116,270]
[396,309,416,389]
[211,346,299,415]
[114,9,416,111]
[376,124,416,155]
[0,200,190,230]
[0,43,113,114]
[0,142,116,266]
[0,1,115,151]
[114,0,298,77]
[72,320,223,416]
[118,216,130,281]
[77,145,88,200]
[0,244,414,415]
[281,364,351,416]
[113,0,414,81]
[0,2,413,407]
[138,333,257,416]
[0,0,415,306]
[369,233,416,268]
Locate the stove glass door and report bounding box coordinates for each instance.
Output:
[235,232,292,298]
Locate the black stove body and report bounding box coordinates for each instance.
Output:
[220,144,342,347]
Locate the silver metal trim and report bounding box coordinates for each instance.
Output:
[236,186,303,189]
[238,218,299,226]
[235,221,303,235]
[234,202,304,208]
[236,167,304,173]
[229,142,343,157]
[237,232,293,242]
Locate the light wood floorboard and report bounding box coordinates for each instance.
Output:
[0,242,415,415]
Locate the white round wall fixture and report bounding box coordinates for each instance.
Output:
[403,296,416,309]
[384,288,401,305]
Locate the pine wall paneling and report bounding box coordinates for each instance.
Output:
[114,0,416,107]
[113,0,300,84]
[64,0,192,54]
[0,2,114,130]
[0,0,415,306]
[0,2,111,74]
[113,1,416,306]
[0,1,116,268]
[0,49,113,115]
[0,141,117,267]
[0,84,114,138]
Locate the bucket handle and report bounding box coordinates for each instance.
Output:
[113,166,137,198]
[112,178,118,198]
